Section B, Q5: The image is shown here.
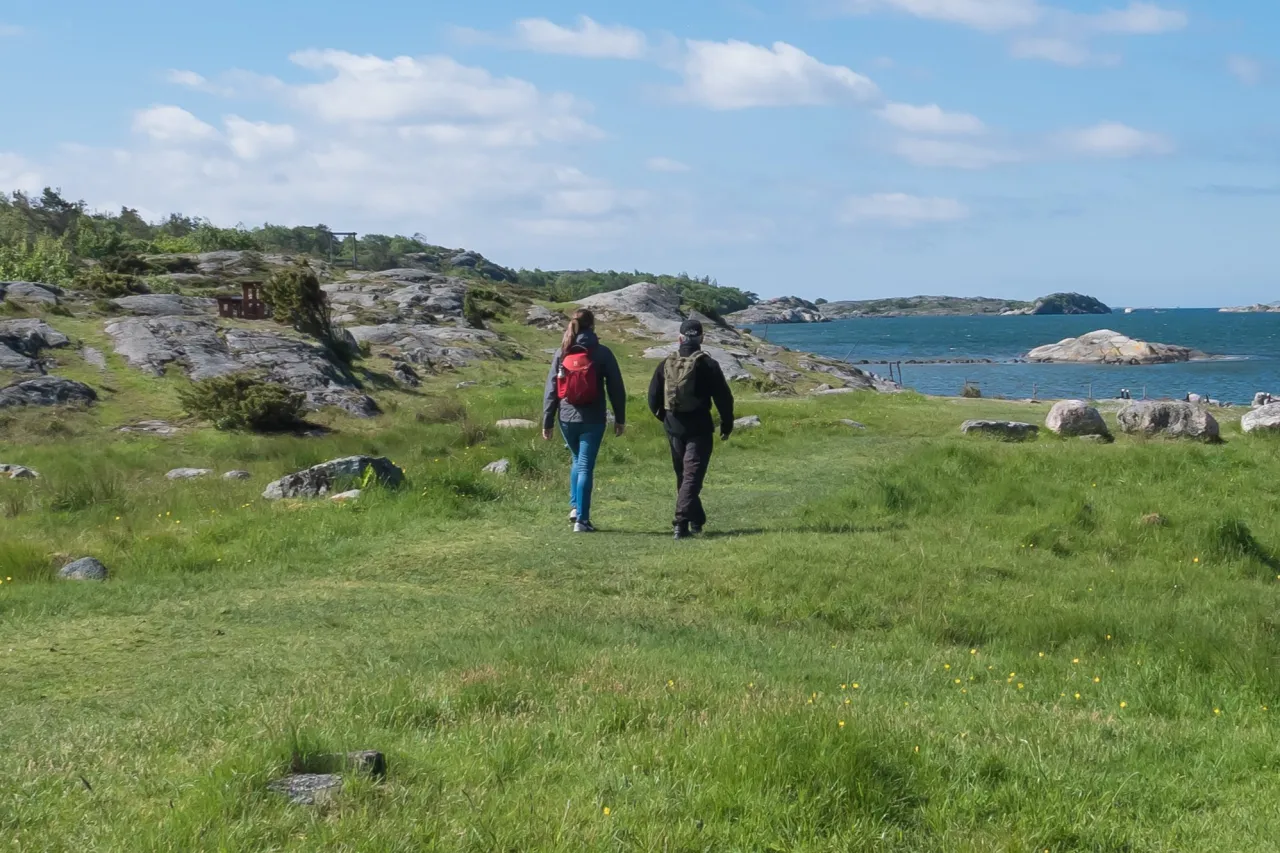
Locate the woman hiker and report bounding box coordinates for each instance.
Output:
[542,309,627,533]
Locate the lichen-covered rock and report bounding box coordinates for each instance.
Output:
[262,456,404,500]
[0,377,97,409]
[59,557,108,581]
[961,420,1040,441]
[578,283,683,336]
[105,317,238,379]
[1045,400,1110,438]
[1117,402,1219,440]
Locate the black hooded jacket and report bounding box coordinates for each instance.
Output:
[646,340,735,438]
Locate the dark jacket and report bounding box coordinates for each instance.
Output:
[647,341,735,438]
[543,330,627,430]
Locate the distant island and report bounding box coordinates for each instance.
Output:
[1219,302,1280,314]
[728,292,1112,325]
[1027,330,1205,365]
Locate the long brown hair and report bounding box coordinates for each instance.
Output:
[561,308,595,353]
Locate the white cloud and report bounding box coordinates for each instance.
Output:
[840,193,970,226]
[1057,122,1173,157]
[1228,55,1264,86]
[132,106,219,143]
[0,153,40,193]
[1010,38,1113,66]
[1086,2,1187,34]
[508,16,647,59]
[224,116,297,160]
[646,157,691,173]
[840,0,1043,32]
[893,137,1021,169]
[877,102,985,135]
[677,40,878,109]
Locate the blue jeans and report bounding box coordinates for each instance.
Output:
[560,422,606,523]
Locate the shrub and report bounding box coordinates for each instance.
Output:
[0,236,77,285]
[961,382,982,399]
[262,261,352,363]
[75,265,146,298]
[178,373,306,432]
[463,286,508,329]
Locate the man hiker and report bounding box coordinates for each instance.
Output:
[647,318,735,540]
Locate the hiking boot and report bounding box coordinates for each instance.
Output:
[574,521,597,534]
[673,523,691,541]
[569,508,579,523]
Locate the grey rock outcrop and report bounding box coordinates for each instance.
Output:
[82,347,107,369]
[323,273,469,326]
[166,468,212,480]
[106,316,238,379]
[346,323,497,372]
[0,377,97,409]
[1117,402,1220,440]
[961,420,1040,441]
[59,557,108,581]
[223,470,252,480]
[118,420,178,436]
[578,283,683,336]
[735,415,762,429]
[111,294,216,317]
[0,319,70,356]
[391,361,421,388]
[728,297,826,325]
[268,774,342,806]
[1242,403,1280,434]
[1028,330,1202,364]
[0,281,60,307]
[1,464,39,479]
[483,459,511,475]
[526,305,564,330]
[1045,400,1110,438]
[262,456,404,500]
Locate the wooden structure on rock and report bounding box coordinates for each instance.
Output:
[215,281,267,320]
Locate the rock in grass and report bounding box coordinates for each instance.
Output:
[483,459,511,475]
[268,774,342,806]
[392,361,421,388]
[82,347,107,369]
[1079,434,1115,444]
[166,468,212,480]
[1117,402,1219,441]
[495,418,537,429]
[961,420,1039,441]
[735,415,762,429]
[813,387,856,396]
[1141,513,1168,527]
[1241,403,1280,434]
[223,470,252,480]
[1045,400,1110,438]
[263,456,404,501]
[0,464,39,479]
[839,420,867,430]
[0,377,97,409]
[59,557,108,581]
[330,489,362,502]
[0,281,60,307]
[456,381,477,389]
[118,420,178,436]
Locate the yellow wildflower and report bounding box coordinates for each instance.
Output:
[603,807,611,816]
[1120,702,1127,709]
[838,720,846,729]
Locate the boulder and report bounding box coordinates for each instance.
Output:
[0,319,70,357]
[346,323,497,372]
[0,281,60,307]
[735,415,762,429]
[526,305,564,330]
[1045,400,1110,438]
[166,468,212,480]
[961,420,1040,441]
[1242,403,1280,434]
[391,361,421,388]
[59,557,108,581]
[1117,402,1220,440]
[1027,330,1202,364]
[110,294,216,317]
[483,459,511,475]
[1253,392,1276,409]
[223,470,252,480]
[496,419,537,429]
[0,464,39,479]
[0,377,97,409]
[262,456,404,500]
[0,344,36,372]
[267,774,342,806]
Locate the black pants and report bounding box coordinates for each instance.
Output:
[668,432,714,527]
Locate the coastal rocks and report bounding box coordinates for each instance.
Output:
[798,359,899,393]
[0,377,97,409]
[166,468,212,480]
[1221,302,1280,314]
[1045,400,1111,438]
[961,420,1040,441]
[1242,404,1280,434]
[578,283,683,337]
[483,459,511,475]
[727,297,826,326]
[262,456,404,500]
[735,415,762,429]
[1006,293,1112,316]
[110,294,216,317]
[1117,401,1220,440]
[496,419,537,429]
[1,464,39,479]
[59,557,108,581]
[1027,330,1202,365]
[0,281,61,307]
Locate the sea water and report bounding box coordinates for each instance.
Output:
[742,309,1280,404]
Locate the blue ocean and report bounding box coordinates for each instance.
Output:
[742,309,1280,404]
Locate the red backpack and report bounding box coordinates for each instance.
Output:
[557,347,600,406]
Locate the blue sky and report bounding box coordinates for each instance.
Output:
[1,0,1276,306]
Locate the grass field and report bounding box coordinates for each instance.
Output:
[3,317,1280,851]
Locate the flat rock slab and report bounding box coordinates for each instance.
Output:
[111,294,217,317]
[1045,400,1110,438]
[263,456,404,500]
[0,281,60,306]
[962,420,1040,441]
[0,377,97,409]
[1118,402,1220,440]
[1,464,39,479]
[167,468,212,480]
[735,416,762,429]
[118,420,179,436]
[496,419,537,429]
[268,774,342,806]
[578,283,683,337]
[59,557,108,581]
[483,459,511,475]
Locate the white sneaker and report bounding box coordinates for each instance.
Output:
[574,521,597,533]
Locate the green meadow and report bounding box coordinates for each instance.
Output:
[3,315,1280,851]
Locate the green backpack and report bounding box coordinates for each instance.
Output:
[663,351,706,413]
